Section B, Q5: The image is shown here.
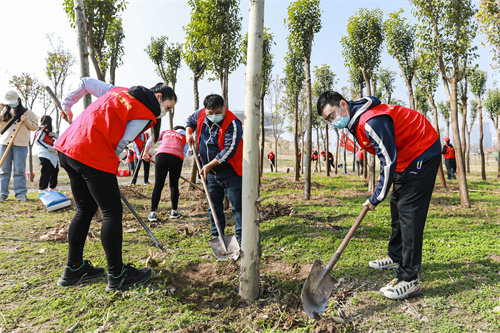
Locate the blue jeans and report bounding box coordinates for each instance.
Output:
[0,145,28,199]
[206,172,242,242]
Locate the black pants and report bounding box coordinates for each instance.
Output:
[39,157,59,190]
[151,153,183,212]
[444,158,456,179]
[269,157,275,172]
[59,153,123,275]
[131,159,150,184]
[388,153,440,281]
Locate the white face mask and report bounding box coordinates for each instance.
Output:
[157,97,166,119]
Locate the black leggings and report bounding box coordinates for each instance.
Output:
[59,153,123,275]
[151,153,183,212]
[39,157,59,190]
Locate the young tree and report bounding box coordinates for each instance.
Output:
[242,29,275,178]
[45,35,76,132]
[384,9,418,109]
[415,53,447,187]
[438,100,451,138]
[377,67,397,104]
[469,68,488,180]
[484,88,500,177]
[467,99,478,173]
[9,73,43,182]
[285,0,321,200]
[341,7,384,191]
[283,50,304,181]
[106,18,125,85]
[348,66,365,100]
[411,0,478,207]
[313,64,337,176]
[477,0,500,70]
[266,76,286,173]
[63,0,127,82]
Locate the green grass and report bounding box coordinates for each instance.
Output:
[0,170,499,332]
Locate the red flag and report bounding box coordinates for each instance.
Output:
[340,133,356,153]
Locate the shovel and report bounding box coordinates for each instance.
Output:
[191,144,240,261]
[301,206,369,319]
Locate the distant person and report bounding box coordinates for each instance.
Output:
[0,90,38,201]
[145,125,188,221]
[34,115,59,192]
[298,148,302,171]
[54,77,176,291]
[356,148,364,176]
[186,94,243,243]
[131,132,151,185]
[441,138,456,180]
[312,149,319,172]
[317,91,441,300]
[267,151,276,172]
[321,150,334,171]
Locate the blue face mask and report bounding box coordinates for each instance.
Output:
[207,113,224,124]
[8,103,18,108]
[331,113,350,129]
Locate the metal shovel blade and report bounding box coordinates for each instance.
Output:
[301,259,337,319]
[208,234,240,261]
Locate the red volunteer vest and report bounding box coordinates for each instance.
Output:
[443,145,455,159]
[134,132,149,153]
[356,104,438,172]
[268,152,275,160]
[157,130,187,161]
[35,128,54,146]
[54,87,157,173]
[196,108,243,176]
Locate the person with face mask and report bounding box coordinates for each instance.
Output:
[317,91,441,301]
[185,94,243,243]
[0,90,38,201]
[54,77,176,291]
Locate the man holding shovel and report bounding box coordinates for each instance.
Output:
[317,91,441,300]
[185,94,243,243]
[0,90,38,201]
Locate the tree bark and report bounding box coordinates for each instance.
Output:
[304,54,313,200]
[326,124,330,177]
[239,0,264,301]
[259,93,265,179]
[74,0,92,108]
[189,74,200,190]
[478,95,486,180]
[429,93,446,187]
[294,92,300,181]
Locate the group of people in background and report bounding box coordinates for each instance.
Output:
[0,77,461,301]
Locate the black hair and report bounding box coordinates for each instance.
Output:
[150,83,177,102]
[173,125,185,131]
[316,91,347,117]
[2,98,27,122]
[203,94,225,110]
[40,115,53,133]
[152,118,161,144]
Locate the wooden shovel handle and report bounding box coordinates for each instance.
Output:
[0,120,24,169]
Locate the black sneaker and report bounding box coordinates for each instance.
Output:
[106,263,152,292]
[57,260,105,287]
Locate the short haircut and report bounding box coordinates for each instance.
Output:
[316,91,346,116]
[150,83,177,102]
[173,125,185,131]
[203,94,225,110]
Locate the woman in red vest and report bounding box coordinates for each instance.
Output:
[441,137,457,179]
[54,77,176,291]
[144,125,188,221]
[318,91,441,300]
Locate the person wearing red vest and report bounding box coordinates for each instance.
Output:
[131,132,151,185]
[54,77,176,291]
[321,150,334,170]
[186,94,243,243]
[441,137,457,180]
[317,91,441,300]
[144,126,188,221]
[268,151,276,172]
[355,148,364,176]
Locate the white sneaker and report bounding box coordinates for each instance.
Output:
[170,211,182,219]
[16,196,26,202]
[380,278,422,300]
[49,188,58,192]
[147,212,157,222]
[369,253,399,270]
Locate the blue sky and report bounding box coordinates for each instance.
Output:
[0,0,497,145]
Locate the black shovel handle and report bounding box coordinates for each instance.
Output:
[45,86,72,124]
[313,206,369,293]
[120,190,165,252]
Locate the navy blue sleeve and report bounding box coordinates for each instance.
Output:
[215,119,243,163]
[364,115,397,206]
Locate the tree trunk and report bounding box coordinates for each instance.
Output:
[429,93,446,187]
[239,0,264,301]
[28,142,34,182]
[461,99,467,165]
[74,0,92,108]
[443,78,470,207]
[316,129,321,172]
[401,72,415,110]
[478,95,486,180]
[293,93,300,181]
[303,54,313,200]
[189,74,200,190]
[326,124,330,177]
[363,76,375,191]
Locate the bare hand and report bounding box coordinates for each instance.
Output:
[20,114,27,122]
[187,134,195,147]
[199,164,212,180]
[363,199,376,211]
